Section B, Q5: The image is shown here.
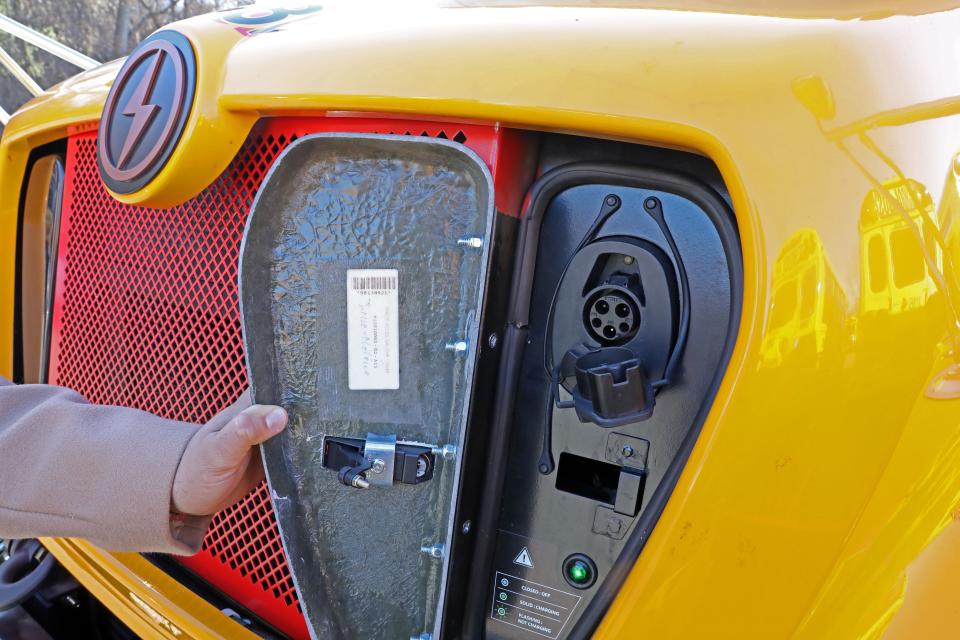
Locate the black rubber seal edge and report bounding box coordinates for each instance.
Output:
[463,161,744,639]
[12,139,66,385]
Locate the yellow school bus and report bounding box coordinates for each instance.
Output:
[1,1,960,639]
[860,178,940,317]
[761,228,849,368]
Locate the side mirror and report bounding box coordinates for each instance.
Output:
[792,75,836,122]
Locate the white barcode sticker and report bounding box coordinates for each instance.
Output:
[346,269,400,390]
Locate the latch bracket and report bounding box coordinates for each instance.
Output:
[322,433,437,489]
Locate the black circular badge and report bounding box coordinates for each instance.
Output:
[97,31,196,194]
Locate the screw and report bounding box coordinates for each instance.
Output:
[351,475,370,489]
[487,332,499,349]
[457,236,483,249]
[370,459,386,474]
[605,195,619,207]
[623,256,634,265]
[445,340,468,354]
[621,445,635,458]
[462,520,472,534]
[420,543,445,559]
[432,444,458,460]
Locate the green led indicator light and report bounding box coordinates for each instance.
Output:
[568,561,590,583]
[499,592,508,601]
[562,553,597,589]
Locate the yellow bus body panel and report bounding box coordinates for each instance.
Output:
[0,2,959,638]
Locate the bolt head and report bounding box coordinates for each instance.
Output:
[462,520,472,534]
[445,340,468,353]
[457,236,483,249]
[487,332,499,349]
[420,543,445,558]
[371,459,386,474]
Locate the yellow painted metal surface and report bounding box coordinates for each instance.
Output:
[40,537,256,639]
[1,2,959,638]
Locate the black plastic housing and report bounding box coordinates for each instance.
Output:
[571,347,652,426]
[464,149,742,640]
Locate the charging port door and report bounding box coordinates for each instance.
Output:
[240,134,494,640]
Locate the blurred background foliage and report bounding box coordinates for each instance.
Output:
[0,0,251,116]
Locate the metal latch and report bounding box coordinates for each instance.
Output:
[323,433,452,489]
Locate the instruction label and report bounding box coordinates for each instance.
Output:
[346,269,399,390]
[490,572,581,639]
[489,530,581,639]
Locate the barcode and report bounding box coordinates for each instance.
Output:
[351,275,398,291]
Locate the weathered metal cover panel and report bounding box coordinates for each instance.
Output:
[239,133,494,639]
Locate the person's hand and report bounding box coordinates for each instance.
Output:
[172,404,288,516]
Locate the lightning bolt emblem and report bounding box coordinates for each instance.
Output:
[117,49,166,169]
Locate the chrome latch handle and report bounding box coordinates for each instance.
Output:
[323,433,442,489]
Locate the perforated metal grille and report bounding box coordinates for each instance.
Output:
[50,117,500,640]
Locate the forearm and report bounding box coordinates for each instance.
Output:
[0,378,207,553]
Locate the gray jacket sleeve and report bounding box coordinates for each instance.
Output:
[0,377,247,554]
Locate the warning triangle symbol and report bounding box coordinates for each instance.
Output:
[513,547,534,568]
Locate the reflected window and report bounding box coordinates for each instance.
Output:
[867,234,888,293]
[799,268,817,319]
[890,227,925,287]
[770,280,797,329]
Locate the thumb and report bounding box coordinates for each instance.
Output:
[212,405,287,465]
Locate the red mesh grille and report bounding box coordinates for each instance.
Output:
[50,117,503,639]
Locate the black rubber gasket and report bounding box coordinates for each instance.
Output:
[13,139,66,385]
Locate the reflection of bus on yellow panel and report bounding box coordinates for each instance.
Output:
[860,178,940,316]
[762,228,848,367]
[940,155,960,281]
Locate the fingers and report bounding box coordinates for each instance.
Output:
[201,389,253,434]
[222,454,266,509]
[213,405,287,464]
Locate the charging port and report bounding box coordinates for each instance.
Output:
[584,271,642,345]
